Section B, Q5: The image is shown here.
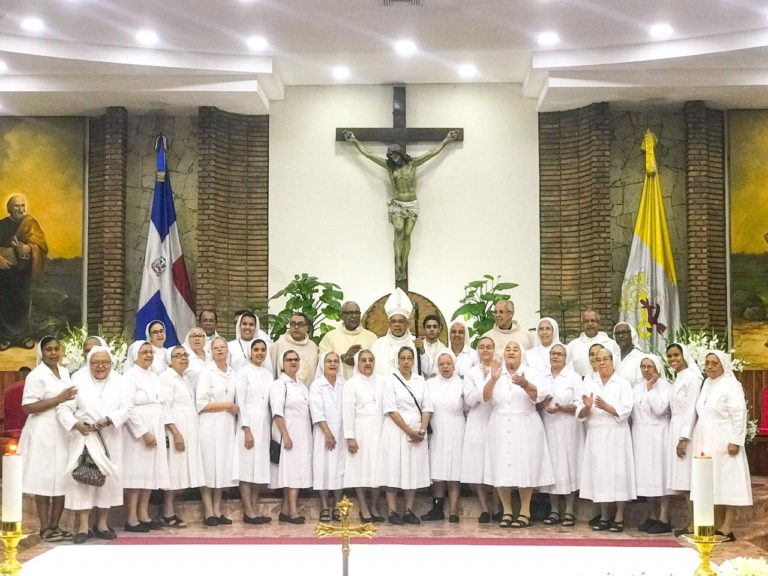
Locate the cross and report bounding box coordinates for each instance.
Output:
[336,85,463,291]
[314,496,377,576]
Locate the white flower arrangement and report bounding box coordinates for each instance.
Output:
[717,557,768,576]
[60,325,128,374]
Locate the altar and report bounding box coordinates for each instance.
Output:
[21,539,702,576]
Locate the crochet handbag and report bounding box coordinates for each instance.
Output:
[72,429,109,487]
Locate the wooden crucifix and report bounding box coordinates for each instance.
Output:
[337,85,463,292]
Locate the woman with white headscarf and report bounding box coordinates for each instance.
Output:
[446,319,478,378]
[614,322,645,389]
[145,320,170,375]
[235,339,274,525]
[422,351,466,523]
[19,336,77,541]
[228,311,272,373]
[538,343,584,528]
[57,346,131,544]
[527,317,561,374]
[483,341,553,528]
[72,335,108,379]
[690,351,752,541]
[343,349,384,522]
[270,349,312,524]
[310,352,346,522]
[665,342,703,536]
[122,341,171,532]
[196,336,239,527]
[632,354,673,534]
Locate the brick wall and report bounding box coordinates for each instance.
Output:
[197,107,269,336]
[539,102,612,339]
[684,101,727,336]
[87,106,128,336]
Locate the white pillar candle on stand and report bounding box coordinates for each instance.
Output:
[691,454,714,526]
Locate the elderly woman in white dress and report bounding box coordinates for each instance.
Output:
[665,342,703,536]
[71,336,108,380]
[483,341,554,528]
[447,320,478,378]
[196,336,239,527]
[691,351,752,541]
[145,320,170,375]
[632,354,673,534]
[539,343,584,528]
[527,317,561,374]
[576,348,635,533]
[235,339,274,525]
[460,336,500,523]
[343,350,384,523]
[377,346,433,525]
[184,327,208,372]
[122,341,171,532]
[310,352,346,522]
[159,345,203,528]
[20,336,77,541]
[57,346,131,544]
[270,349,312,524]
[421,351,466,523]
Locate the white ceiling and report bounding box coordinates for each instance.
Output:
[2,0,768,115]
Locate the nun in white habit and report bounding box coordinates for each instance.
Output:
[526,317,561,374]
[228,311,272,373]
[145,320,170,376]
[446,319,478,378]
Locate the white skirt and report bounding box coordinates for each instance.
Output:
[633,422,673,497]
[343,414,383,488]
[20,411,70,497]
[666,414,693,492]
[376,413,430,490]
[198,411,237,489]
[166,408,204,490]
[691,418,752,506]
[428,412,465,482]
[579,422,636,503]
[64,427,124,510]
[459,403,491,484]
[236,405,271,485]
[122,405,170,490]
[540,411,585,494]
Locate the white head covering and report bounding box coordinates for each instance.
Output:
[534,317,561,349]
[639,353,664,378]
[502,340,527,371]
[435,350,457,379]
[145,320,166,344]
[35,335,58,366]
[235,311,261,341]
[313,351,344,383]
[448,319,471,353]
[352,349,375,377]
[667,342,699,374]
[278,349,299,379]
[384,288,413,319]
[704,349,734,379]
[86,345,115,380]
[125,340,152,371]
[613,321,639,348]
[184,327,207,359]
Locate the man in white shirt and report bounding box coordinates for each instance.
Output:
[318,301,377,380]
[566,309,620,377]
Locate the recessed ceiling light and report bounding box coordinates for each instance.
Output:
[537,31,560,47]
[246,35,269,51]
[136,29,159,46]
[332,66,350,80]
[458,64,478,78]
[0,61,7,73]
[20,17,44,32]
[394,39,418,57]
[649,23,674,39]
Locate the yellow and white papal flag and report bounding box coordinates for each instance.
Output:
[619,129,680,352]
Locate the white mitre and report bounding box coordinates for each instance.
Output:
[384,287,413,318]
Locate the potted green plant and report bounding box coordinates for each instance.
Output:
[451,275,518,347]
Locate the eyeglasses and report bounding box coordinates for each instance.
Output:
[189,334,205,338]
[342,311,361,316]
[550,351,565,357]
[150,329,165,335]
[90,360,111,367]
[172,353,190,359]
[284,358,300,363]
[289,322,307,328]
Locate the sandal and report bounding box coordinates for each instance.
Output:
[592,520,611,532]
[561,513,576,527]
[331,508,341,522]
[609,521,624,533]
[498,513,514,528]
[543,512,560,526]
[319,509,331,522]
[162,515,187,528]
[510,514,531,528]
[40,527,63,542]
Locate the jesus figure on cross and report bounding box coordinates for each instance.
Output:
[343,129,459,283]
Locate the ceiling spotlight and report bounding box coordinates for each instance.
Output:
[136,29,159,46]
[537,31,560,47]
[246,35,269,51]
[649,23,674,39]
[20,17,44,32]
[332,66,350,80]
[394,39,418,57]
[458,64,478,78]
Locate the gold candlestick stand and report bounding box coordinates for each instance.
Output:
[682,525,727,576]
[315,496,377,576]
[0,521,27,576]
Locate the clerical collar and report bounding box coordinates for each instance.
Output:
[340,325,363,335]
[386,331,412,343]
[285,333,311,347]
[494,321,520,335]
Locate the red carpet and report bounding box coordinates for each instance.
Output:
[112,535,681,548]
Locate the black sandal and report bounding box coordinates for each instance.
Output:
[510,514,531,528]
[319,509,331,522]
[498,513,514,528]
[592,519,611,531]
[543,512,560,525]
[561,513,576,527]
[609,521,624,533]
[162,515,187,528]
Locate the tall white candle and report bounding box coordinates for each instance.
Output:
[691,454,714,527]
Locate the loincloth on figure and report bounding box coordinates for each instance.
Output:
[387,198,420,224]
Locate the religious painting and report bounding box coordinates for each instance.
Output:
[728,110,768,368]
[0,117,85,370]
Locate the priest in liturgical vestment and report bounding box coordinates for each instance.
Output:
[482,300,532,352]
[566,309,621,378]
[271,313,319,387]
[0,195,47,350]
[371,289,430,380]
[318,301,377,381]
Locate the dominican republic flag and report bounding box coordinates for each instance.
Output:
[619,129,680,352]
[134,135,195,346]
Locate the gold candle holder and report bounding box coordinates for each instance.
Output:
[682,525,727,576]
[0,521,26,576]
